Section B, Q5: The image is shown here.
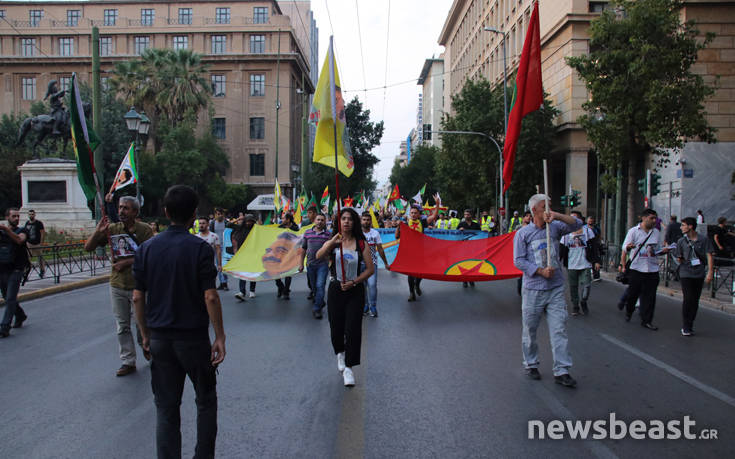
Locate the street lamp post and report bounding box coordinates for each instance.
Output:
[484,26,508,230]
[124,107,150,205]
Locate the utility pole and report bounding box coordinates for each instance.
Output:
[301,73,308,191]
[91,26,102,220]
[275,28,281,185]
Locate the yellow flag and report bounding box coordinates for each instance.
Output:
[274,181,282,212]
[369,207,379,228]
[294,201,303,225]
[309,37,354,177]
[224,224,308,281]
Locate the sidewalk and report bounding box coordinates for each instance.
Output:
[0,266,110,305]
[599,270,735,315]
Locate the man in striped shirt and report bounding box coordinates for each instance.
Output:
[299,213,331,319]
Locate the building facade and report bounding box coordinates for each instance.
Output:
[417,56,444,149]
[438,0,734,219]
[0,0,316,197]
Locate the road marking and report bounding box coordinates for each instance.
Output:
[600,333,735,409]
[532,384,619,459]
[335,321,367,459]
[54,332,114,361]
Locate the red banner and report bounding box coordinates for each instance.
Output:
[389,223,522,282]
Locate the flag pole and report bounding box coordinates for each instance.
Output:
[543,159,551,267]
[328,36,346,281]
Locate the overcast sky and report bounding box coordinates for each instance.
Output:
[308,0,452,186]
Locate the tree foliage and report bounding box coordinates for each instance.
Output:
[389,145,439,200]
[109,48,212,153]
[566,0,716,193]
[434,78,558,211]
[305,97,384,200]
[0,114,33,210]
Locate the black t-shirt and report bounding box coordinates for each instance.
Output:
[712,226,732,255]
[0,226,29,271]
[24,220,44,245]
[457,220,481,230]
[232,224,252,248]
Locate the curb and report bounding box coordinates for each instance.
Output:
[0,275,110,305]
[599,271,735,315]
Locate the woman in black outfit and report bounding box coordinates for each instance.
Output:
[316,208,374,387]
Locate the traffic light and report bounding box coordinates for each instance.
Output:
[637,177,647,195]
[423,123,432,140]
[569,190,582,208]
[560,195,569,207]
[651,173,661,196]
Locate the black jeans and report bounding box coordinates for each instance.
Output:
[626,270,659,324]
[0,269,25,330]
[238,280,256,294]
[680,277,704,332]
[407,276,422,294]
[150,338,217,459]
[327,280,364,368]
[275,277,292,293]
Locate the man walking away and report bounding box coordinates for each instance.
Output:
[133,185,225,459]
[24,209,46,278]
[1,208,30,337]
[85,196,153,376]
[513,194,582,388]
[619,209,667,330]
[361,212,389,317]
[299,213,331,319]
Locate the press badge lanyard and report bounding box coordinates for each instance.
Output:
[685,237,702,267]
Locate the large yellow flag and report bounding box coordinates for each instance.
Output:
[224,224,308,281]
[309,36,354,177]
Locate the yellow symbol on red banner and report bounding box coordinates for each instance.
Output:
[444,259,497,276]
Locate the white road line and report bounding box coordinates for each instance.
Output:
[600,333,735,409]
[532,384,620,459]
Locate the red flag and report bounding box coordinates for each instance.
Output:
[502,1,543,193]
[343,196,354,207]
[388,184,400,202]
[390,223,521,282]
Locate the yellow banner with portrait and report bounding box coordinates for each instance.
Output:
[223,224,309,281]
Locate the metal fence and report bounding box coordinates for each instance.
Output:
[25,243,108,285]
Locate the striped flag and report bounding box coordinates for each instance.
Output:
[70,73,101,202]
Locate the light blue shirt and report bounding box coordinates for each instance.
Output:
[514,217,583,290]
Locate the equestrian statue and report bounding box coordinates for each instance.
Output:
[15,80,91,159]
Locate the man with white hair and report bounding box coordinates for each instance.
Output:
[85,196,153,376]
[513,194,582,388]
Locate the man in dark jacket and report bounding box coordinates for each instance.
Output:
[133,185,225,458]
[1,208,30,337]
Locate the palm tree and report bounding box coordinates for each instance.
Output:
[109,48,212,152]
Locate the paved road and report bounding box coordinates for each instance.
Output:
[1,269,733,458]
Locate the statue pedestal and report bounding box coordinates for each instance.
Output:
[18,159,96,237]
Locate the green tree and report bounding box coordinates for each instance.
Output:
[0,113,33,210]
[566,0,716,226]
[436,78,557,212]
[139,120,232,215]
[109,48,212,153]
[305,97,384,200]
[389,144,439,200]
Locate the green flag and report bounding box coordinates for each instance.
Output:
[264,211,272,225]
[306,193,316,210]
[70,73,101,202]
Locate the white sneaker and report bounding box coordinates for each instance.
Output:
[337,352,345,372]
[234,292,246,302]
[248,292,256,298]
[343,367,355,386]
